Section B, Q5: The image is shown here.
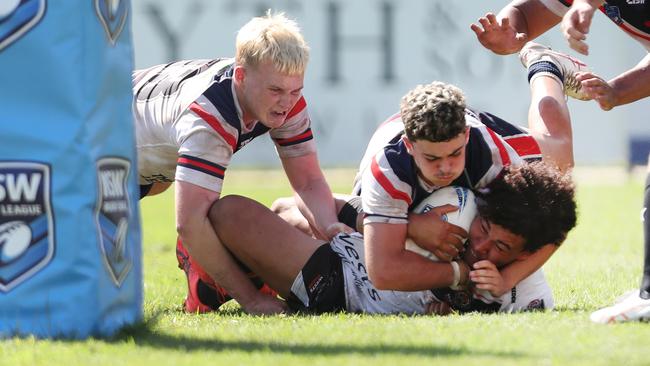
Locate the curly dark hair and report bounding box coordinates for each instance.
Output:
[475,161,577,253]
[400,82,467,142]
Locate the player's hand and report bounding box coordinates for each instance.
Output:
[561,0,599,55]
[324,222,355,240]
[470,13,528,55]
[242,293,290,315]
[425,299,453,316]
[409,205,468,262]
[469,260,509,297]
[576,72,617,110]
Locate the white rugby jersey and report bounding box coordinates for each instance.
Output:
[541,0,650,51]
[331,233,553,314]
[431,268,553,313]
[355,109,541,225]
[132,58,315,192]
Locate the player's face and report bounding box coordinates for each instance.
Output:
[236,61,304,128]
[404,130,468,188]
[463,215,528,268]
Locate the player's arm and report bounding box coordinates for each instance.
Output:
[364,222,469,291]
[175,181,285,314]
[471,0,562,55]
[560,0,604,55]
[472,243,557,297]
[578,54,650,111]
[282,152,353,240]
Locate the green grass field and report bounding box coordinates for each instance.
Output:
[3,168,650,366]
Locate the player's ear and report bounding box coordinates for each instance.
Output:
[234,65,246,83]
[464,126,470,143]
[402,135,414,154]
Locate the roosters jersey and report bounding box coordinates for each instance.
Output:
[541,0,650,51]
[331,233,552,314]
[132,58,315,192]
[355,109,541,225]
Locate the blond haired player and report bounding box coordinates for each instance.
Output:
[133,11,351,314]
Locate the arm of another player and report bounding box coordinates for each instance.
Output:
[281,152,354,240]
[175,181,286,314]
[470,0,562,55]
[577,54,650,111]
[560,0,604,55]
[364,222,469,291]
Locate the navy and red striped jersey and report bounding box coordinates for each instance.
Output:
[353,109,541,225]
[542,0,650,51]
[132,58,314,192]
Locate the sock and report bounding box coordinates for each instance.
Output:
[197,279,231,308]
[640,172,650,299]
[527,60,563,86]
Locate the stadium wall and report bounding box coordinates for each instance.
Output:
[131,0,650,167]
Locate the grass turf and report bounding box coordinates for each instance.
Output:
[2,168,650,366]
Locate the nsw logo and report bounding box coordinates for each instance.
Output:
[0,162,54,292]
[0,0,46,52]
[95,157,133,286]
[94,0,128,45]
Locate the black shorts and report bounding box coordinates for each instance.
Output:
[337,196,363,230]
[287,243,346,314]
[139,184,153,199]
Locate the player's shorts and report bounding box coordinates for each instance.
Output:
[287,243,346,313]
[337,196,362,229]
[139,184,153,199]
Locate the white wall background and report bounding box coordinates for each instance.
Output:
[131,0,649,167]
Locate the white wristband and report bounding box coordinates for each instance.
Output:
[450,261,461,290]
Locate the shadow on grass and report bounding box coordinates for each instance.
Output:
[109,312,526,359]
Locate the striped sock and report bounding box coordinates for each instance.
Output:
[527,60,563,85]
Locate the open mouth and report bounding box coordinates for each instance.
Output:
[271,111,287,118]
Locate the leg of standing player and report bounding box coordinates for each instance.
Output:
[590,161,650,323]
[632,159,650,300]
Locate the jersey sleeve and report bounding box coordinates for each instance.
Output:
[495,269,554,313]
[538,0,570,17]
[270,96,317,158]
[360,152,413,225]
[174,96,237,193]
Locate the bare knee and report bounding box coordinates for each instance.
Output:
[210,195,257,231]
[270,196,295,215]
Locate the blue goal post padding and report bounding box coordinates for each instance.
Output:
[0,0,142,338]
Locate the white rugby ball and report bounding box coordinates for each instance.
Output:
[405,186,477,261]
[0,221,32,263]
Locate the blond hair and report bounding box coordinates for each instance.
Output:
[235,11,309,75]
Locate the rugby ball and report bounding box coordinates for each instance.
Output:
[405,186,477,261]
[0,220,32,263]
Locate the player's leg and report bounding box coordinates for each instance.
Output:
[139,182,172,199]
[271,193,363,236]
[519,42,590,171]
[590,162,650,323]
[631,160,650,301]
[270,196,316,237]
[209,194,328,298]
